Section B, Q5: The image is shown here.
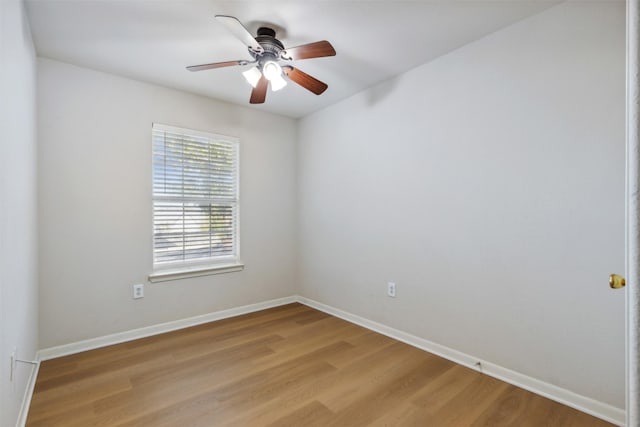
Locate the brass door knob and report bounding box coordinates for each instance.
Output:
[609,274,626,289]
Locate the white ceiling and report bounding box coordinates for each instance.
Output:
[25,0,560,119]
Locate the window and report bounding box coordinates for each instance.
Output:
[150,123,241,281]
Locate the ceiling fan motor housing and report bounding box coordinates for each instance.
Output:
[254,27,284,61]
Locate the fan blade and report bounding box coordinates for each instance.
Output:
[186,60,245,72]
[250,76,268,104]
[281,40,336,61]
[283,66,328,95]
[215,15,264,54]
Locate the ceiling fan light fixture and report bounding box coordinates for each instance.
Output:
[242,66,262,87]
[262,61,287,91]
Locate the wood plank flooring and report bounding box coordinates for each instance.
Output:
[26,303,615,426]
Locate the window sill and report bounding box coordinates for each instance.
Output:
[148,262,244,283]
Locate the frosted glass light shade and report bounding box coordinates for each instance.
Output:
[262,61,282,81]
[269,74,287,91]
[242,67,262,87]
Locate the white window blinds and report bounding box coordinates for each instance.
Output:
[152,123,239,267]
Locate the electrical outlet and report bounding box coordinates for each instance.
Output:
[9,347,16,382]
[133,284,144,299]
[387,282,396,298]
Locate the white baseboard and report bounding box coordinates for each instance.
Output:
[37,296,296,361]
[16,357,40,427]
[296,296,626,427]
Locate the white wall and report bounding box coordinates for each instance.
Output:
[37,58,297,348]
[0,0,39,425]
[297,1,626,409]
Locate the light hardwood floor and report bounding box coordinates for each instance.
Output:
[27,303,615,426]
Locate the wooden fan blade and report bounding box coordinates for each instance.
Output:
[186,60,245,72]
[250,76,268,104]
[281,40,336,61]
[283,66,328,95]
[215,15,264,54]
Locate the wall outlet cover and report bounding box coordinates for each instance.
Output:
[133,284,144,299]
[387,282,396,298]
[10,347,16,381]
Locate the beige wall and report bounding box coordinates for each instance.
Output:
[37,58,297,348]
[0,0,39,425]
[297,1,626,409]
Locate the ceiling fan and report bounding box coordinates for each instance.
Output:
[187,15,336,104]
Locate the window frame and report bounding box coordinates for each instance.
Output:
[148,123,243,282]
